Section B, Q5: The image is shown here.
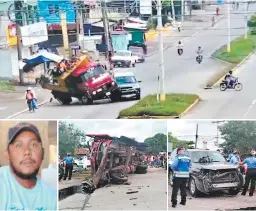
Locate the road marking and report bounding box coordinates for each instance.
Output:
[244,100,256,118]
[0,107,7,111]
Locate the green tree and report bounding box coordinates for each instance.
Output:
[168,132,195,149]
[219,121,256,155]
[144,133,167,154]
[59,121,87,156]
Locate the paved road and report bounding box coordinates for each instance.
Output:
[184,52,256,119]
[59,168,167,210]
[168,184,256,210]
[11,4,255,119]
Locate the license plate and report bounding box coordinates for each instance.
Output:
[106,92,111,96]
[212,182,238,188]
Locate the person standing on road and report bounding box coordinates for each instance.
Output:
[239,149,256,196]
[171,147,191,208]
[63,153,74,180]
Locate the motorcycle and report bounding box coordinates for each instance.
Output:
[220,78,243,91]
[178,48,183,56]
[196,54,203,63]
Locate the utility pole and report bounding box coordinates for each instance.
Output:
[157,0,166,102]
[227,0,231,52]
[212,121,225,146]
[244,1,248,39]
[14,0,24,85]
[195,124,198,149]
[181,0,184,21]
[171,0,176,26]
[76,5,80,45]
[101,0,110,60]
[60,11,70,59]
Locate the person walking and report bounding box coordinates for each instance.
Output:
[171,147,191,208]
[63,153,74,180]
[239,149,256,196]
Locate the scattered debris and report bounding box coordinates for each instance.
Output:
[126,191,139,194]
[130,198,137,200]
[133,204,137,206]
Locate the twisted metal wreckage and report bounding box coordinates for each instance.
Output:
[82,134,149,194]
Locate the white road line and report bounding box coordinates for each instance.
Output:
[244,100,256,118]
[0,107,7,111]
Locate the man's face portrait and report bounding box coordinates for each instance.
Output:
[5,130,44,180]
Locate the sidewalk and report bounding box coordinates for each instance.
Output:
[0,86,51,119]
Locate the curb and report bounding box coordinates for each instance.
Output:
[212,49,256,88]
[178,98,200,118]
[117,115,179,119]
[5,99,49,119]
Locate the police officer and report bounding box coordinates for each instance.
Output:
[171,147,191,208]
[63,153,74,180]
[230,151,240,165]
[239,149,256,196]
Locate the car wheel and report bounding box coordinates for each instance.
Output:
[132,62,135,67]
[189,178,201,197]
[136,94,141,100]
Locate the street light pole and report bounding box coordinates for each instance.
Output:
[227,0,231,52]
[181,0,184,21]
[244,1,248,39]
[157,0,166,102]
[171,0,176,26]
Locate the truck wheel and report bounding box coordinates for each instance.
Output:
[81,96,93,105]
[56,97,72,105]
[110,90,121,102]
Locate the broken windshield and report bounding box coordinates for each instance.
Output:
[189,151,226,163]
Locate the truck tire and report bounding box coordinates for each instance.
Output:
[80,96,93,105]
[228,188,240,195]
[110,90,121,102]
[52,91,72,105]
[135,164,148,174]
[189,178,201,197]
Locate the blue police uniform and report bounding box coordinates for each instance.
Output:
[230,155,240,165]
[242,156,256,196]
[63,155,74,180]
[171,153,191,207]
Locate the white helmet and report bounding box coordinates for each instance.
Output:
[27,87,32,91]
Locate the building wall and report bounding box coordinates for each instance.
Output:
[0,121,57,169]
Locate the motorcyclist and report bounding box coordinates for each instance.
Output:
[224,70,236,87]
[197,46,203,55]
[177,41,183,55]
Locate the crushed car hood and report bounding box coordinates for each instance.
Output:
[200,162,238,170]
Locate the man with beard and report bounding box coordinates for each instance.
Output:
[0,122,57,210]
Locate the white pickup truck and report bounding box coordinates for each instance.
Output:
[111,50,138,68]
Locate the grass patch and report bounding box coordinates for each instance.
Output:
[119,94,199,118]
[0,81,15,92]
[213,34,256,64]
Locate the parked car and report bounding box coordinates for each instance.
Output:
[114,72,141,100]
[169,148,243,197]
[111,50,137,68]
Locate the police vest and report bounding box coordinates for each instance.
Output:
[173,155,191,178]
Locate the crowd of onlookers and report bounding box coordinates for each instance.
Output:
[145,153,167,168]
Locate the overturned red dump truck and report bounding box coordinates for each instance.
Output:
[87,134,148,188]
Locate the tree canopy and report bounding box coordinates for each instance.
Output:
[168,132,195,149]
[144,133,167,154]
[219,121,256,154]
[59,121,88,156]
